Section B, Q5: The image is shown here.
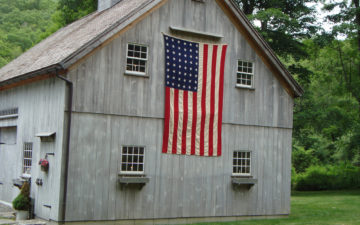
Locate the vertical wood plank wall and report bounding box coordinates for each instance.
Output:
[65,0,294,221]
[0,78,67,221]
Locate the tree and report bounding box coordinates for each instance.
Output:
[234,0,320,59]
[323,1,360,116]
[54,0,97,26]
[0,0,57,68]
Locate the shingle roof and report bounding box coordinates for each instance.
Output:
[0,0,153,83]
[0,0,303,97]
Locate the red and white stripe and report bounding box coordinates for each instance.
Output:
[162,43,227,157]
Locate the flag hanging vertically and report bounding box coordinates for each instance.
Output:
[162,34,228,157]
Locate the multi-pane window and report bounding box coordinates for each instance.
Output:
[233,151,251,176]
[120,146,145,174]
[23,142,33,174]
[126,43,148,75]
[236,60,254,88]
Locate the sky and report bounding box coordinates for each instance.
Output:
[307,1,342,33]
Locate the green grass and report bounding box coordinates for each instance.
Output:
[193,189,360,225]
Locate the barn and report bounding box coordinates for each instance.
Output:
[0,0,303,224]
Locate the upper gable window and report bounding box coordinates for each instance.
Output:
[236,60,254,88]
[126,43,148,76]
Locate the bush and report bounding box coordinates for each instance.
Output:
[293,164,360,191]
[291,167,297,189]
[292,145,316,173]
[12,181,30,211]
[12,194,30,211]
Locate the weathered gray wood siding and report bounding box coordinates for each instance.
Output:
[65,0,294,221]
[0,78,67,221]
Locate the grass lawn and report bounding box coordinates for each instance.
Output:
[193,189,360,225]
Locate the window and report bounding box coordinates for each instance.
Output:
[0,127,17,145]
[23,142,33,174]
[236,60,254,88]
[120,146,145,174]
[233,151,251,176]
[126,43,148,76]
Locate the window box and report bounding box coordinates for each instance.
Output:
[118,175,149,190]
[231,177,257,189]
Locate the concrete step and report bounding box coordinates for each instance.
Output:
[17,220,47,225]
[0,212,16,220]
[0,219,17,225]
[0,219,47,225]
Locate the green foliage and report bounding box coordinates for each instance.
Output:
[0,0,97,69]
[12,181,31,211]
[293,164,360,191]
[12,194,30,211]
[235,0,319,59]
[292,145,316,173]
[292,38,360,166]
[53,0,97,26]
[0,0,57,68]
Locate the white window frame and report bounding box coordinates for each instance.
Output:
[120,145,145,175]
[23,142,33,175]
[125,43,148,77]
[232,150,251,176]
[236,60,254,89]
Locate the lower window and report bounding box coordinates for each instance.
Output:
[233,151,251,176]
[23,142,33,174]
[120,146,145,175]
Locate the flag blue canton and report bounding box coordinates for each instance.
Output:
[164,35,199,92]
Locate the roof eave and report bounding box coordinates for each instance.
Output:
[0,64,65,90]
[61,0,165,69]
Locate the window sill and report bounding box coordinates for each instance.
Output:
[0,114,18,120]
[118,174,149,190]
[124,71,149,78]
[12,176,30,189]
[231,177,257,189]
[21,174,31,179]
[235,85,255,90]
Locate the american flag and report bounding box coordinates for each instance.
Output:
[162,35,228,157]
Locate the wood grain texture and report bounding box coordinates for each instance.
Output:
[0,78,67,221]
[62,0,294,221]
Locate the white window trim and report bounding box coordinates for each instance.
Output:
[236,60,254,89]
[232,150,252,177]
[125,43,148,76]
[119,145,145,175]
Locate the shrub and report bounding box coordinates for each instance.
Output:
[293,164,360,191]
[292,145,316,173]
[12,181,30,211]
[291,167,297,190]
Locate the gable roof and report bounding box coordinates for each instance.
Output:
[0,0,303,97]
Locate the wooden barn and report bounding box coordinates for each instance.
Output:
[0,0,303,224]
